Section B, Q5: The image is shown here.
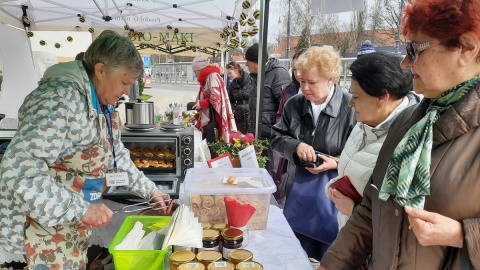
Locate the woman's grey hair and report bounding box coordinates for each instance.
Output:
[84,30,144,78]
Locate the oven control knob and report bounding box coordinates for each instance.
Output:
[183,136,192,144]
[183,148,191,155]
[184,158,192,166]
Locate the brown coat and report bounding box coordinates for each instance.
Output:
[321,85,480,270]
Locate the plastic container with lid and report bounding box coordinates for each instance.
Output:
[170,250,196,270]
[221,228,243,259]
[235,261,263,270]
[178,262,206,270]
[183,168,276,230]
[207,261,235,270]
[108,216,171,270]
[196,250,222,267]
[227,249,253,266]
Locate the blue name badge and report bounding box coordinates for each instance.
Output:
[82,178,104,203]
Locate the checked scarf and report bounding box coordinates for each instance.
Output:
[379,76,480,209]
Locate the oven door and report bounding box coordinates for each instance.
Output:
[103,174,181,200]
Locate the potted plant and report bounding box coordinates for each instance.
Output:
[208,131,269,168]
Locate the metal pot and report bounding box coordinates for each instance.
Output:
[125,99,155,125]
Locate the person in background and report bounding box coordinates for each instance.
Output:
[226,61,257,134]
[244,42,291,139]
[320,0,480,269]
[75,51,85,61]
[325,51,419,230]
[191,56,236,144]
[356,40,376,58]
[270,46,356,261]
[276,48,307,122]
[0,30,172,269]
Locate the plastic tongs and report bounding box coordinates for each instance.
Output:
[112,195,172,214]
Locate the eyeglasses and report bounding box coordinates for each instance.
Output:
[405,41,438,62]
[226,64,235,69]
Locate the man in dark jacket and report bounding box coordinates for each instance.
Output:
[245,43,291,139]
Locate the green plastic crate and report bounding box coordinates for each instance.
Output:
[109,216,172,270]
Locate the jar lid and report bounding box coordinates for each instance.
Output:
[221,228,243,240]
[201,222,211,229]
[197,250,222,262]
[235,261,263,270]
[203,229,220,240]
[178,262,206,270]
[207,261,235,270]
[170,250,196,263]
[212,223,228,230]
[228,249,253,262]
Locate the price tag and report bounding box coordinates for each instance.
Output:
[242,262,255,267]
[106,172,129,186]
[214,262,227,267]
[238,145,259,168]
[185,263,200,268]
[207,153,234,168]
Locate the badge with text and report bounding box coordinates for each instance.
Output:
[106,172,129,186]
[238,145,259,168]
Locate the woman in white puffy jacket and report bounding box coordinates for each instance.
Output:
[326,51,420,229]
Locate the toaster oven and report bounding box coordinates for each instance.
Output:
[103,126,194,199]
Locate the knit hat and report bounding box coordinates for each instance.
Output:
[245,43,259,63]
[192,55,210,71]
[357,40,375,57]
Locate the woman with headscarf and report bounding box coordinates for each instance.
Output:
[191,56,236,144]
[320,0,480,269]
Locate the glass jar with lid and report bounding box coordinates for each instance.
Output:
[227,249,253,266]
[212,222,228,231]
[207,261,235,270]
[221,228,243,259]
[178,262,206,270]
[199,229,220,252]
[196,250,222,268]
[235,261,263,270]
[169,250,196,270]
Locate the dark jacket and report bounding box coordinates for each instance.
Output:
[321,85,480,270]
[229,70,257,134]
[252,58,291,139]
[270,85,357,196]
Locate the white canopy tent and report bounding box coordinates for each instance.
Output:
[0,0,251,56]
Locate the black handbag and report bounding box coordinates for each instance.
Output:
[202,103,218,144]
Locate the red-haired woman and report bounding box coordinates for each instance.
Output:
[320,0,480,269]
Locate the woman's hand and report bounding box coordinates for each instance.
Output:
[317,266,327,270]
[328,188,355,216]
[305,154,338,174]
[81,203,113,227]
[405,206,463,247]
[296,142,316,162]
[151,190,173,215]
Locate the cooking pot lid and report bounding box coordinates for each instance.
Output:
[125,124,155,131]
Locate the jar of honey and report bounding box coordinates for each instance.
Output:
[169,250,196,270]
[198,229,220,252]
[212,222,228,231]
[221,228,243,259]
[227,249,253,266]
[196,250,222,268]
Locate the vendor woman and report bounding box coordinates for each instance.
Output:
[0,30,172,269]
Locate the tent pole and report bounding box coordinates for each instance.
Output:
[255,0,270,139]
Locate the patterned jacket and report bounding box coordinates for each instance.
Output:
[0,61,158,254]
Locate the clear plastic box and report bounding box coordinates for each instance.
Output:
[182,168,276,230]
